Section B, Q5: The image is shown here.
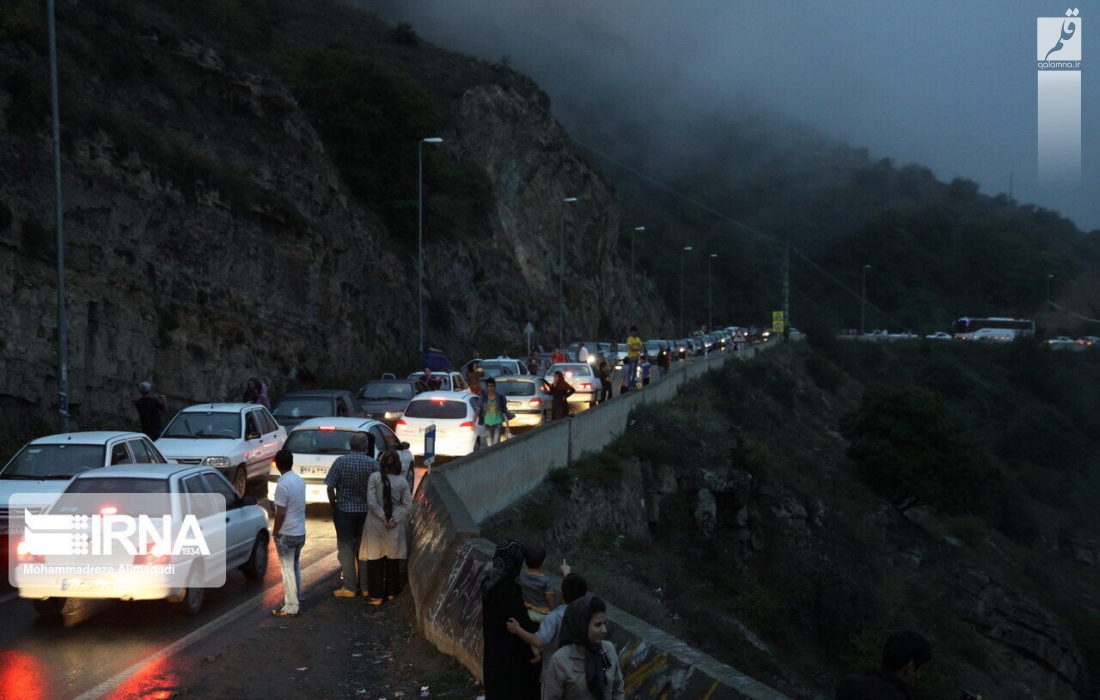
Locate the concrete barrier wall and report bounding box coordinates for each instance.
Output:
[408,346,793,699]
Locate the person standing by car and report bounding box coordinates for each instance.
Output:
[623,327,643,394]
[271,449,306,617]
[325,432,378,597]
[133,381,167,439]
[360,450,412,605]
[596,361,612,404]
[548,371,575,420]
[478,377,514,446]
[243,377,271,409]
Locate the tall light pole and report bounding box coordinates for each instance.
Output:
[707,253,718,332]
[860,264,872,335]
[679,245,693,336]
[48,0,68,431]
[417,137,443,354]
[632,226,644,276]
[559,197,578,347]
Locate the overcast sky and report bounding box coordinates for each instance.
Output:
[370,1,1097,231]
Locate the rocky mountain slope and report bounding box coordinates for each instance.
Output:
[0,0,664,440]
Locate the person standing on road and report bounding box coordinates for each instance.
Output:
[325,431,378,597]
[542,595,624,700]
[551,347,567,364]
[243,377,271,409]
[596,361,612,404]
[360,450,412,605]
[482,539,540,700]
[577,343,589,364]
[623,327,642,394]
[133,381,167,439]
[548,371,575,420]
[271,449,306,617]
[478,378,514,446]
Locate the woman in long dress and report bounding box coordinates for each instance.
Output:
[359,450,412,604]
[548,371,575,420]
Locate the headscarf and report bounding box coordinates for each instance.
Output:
[480,539,525,600]
[560,595,609,700]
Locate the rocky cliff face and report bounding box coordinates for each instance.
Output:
[0,16,662,438]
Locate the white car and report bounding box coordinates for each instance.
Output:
[266,417,414,504]
[156,403,286,495]
[545,363,600,408]
[395,391,485,457]
[407,370,469,393]
[924,331,953,340]
[0,431,169,544]
[14,463,269,617]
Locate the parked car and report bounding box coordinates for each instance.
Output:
[266,417,413,504]
[395,391,484,457]
[356,377,418,425]
[924,331,953,340]
[0,431,170,548]
[1046,336,1075,346]
[545,363,600,408]
[493,374,553,427]
[407,370,469,393]
[271,389,360,430]
[155,403,286,495]
[477,357,532,377]
[14,463,269,616]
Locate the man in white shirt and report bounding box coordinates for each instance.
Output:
[272,449,307,617]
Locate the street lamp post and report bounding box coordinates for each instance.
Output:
[860,264,872,335]
[417,137,443,354]
[559,197,578,347]
[679,245,693,336]
[632,226,644,276]
[707,253,718,332]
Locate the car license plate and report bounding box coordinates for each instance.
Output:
[298,465,329,477]
[60,578,113,592]
[507,401,525,409]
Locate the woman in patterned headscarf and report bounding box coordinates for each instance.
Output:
[542,596,624,700]
[481,539,540,699]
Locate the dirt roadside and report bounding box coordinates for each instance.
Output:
[132,571,482,700]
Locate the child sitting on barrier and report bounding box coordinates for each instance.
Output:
[516,543,559,660]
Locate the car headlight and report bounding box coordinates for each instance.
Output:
[385,411,401,420]
[202,456,231,468]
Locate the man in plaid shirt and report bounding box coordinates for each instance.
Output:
[325,431,379,596]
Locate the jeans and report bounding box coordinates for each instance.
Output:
[484,423,504,446]
[274,533,305,613]
[332,508,367,592]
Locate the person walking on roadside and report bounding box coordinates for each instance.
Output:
[478,377,514,446]
[271,449,306,617]
[133,381,167,439]
[482,540,540,700]
[542,595,624,700]
[325,431,378,597]
[360,450,412,605]
[548,371,575,420]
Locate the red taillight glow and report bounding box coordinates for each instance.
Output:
[134,540,171,566]
[528,398,542,407]
[15,539,44,564]
[318,426,336,431]
[460,421,475,431]
[579,382,593,391]
[395,420,407,429]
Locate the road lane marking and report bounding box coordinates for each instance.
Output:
[72,551,337,700]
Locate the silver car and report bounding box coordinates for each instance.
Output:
[493,375,553,427]
[545,363,600,408]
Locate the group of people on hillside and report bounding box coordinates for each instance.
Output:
[481,539,624,700]
[269,430,412,617]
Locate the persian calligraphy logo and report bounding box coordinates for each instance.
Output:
[1037,9,1082,185]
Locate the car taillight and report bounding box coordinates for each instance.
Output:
[580,382,593,391]
[134,541,172,566]
[528,398,542,407]
[15,538,44,564]
[460,421,475,431]
[395,420,407,429]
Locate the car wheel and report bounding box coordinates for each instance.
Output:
[170,564,205,615]
[231,465,248,496]
[31,597,65,617]
[241,531,269,581]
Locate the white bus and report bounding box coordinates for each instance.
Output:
[952,317,1035,341]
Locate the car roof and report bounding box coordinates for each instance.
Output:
[493,374,540,381]
[408,390,474,401]
[70,463,208,480]
[178,403,257,413]
[290,417,386,432]
[24,431,151,445]
[548,363,590,369]
[278,390,350,397]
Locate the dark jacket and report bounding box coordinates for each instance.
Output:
[477,392,513,425]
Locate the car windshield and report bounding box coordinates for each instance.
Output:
[495,380,535,396]
[479,362,513,377]
[272,399,332,418]
[549,364,594,378]
[360,382,414,402]
[55,478,172,516]
[161,412,240,439]
[403,399,468,420]
[1,444,105,479]
[284,429,355,454]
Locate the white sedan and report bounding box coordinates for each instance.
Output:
[545,363,600,408]
[14,463,269,617]
[266,417,414,503]
[395,391,485,457]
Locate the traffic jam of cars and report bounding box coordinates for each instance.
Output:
[2,327,759,620]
